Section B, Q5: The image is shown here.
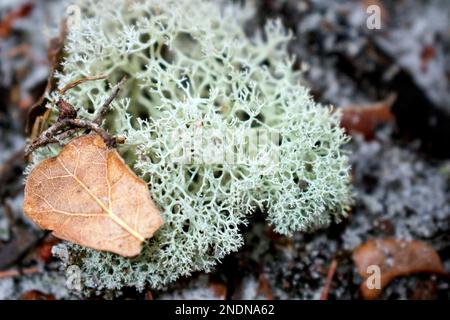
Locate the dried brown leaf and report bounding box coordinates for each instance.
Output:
[209,282,227,300]
[353,238,445,299]
[340,94,396,139]
[24,134,163,257]
[21,290,56,300]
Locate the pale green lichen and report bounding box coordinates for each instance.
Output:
[34,0,352,292]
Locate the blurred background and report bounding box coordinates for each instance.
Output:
[0,0,449,299]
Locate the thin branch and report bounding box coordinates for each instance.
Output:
[25,76,127,158]
[93,76,128,125]
[66,119,115,147]
[58,74,108,95]
[24,120,71,157]
[25,118,116,157]
[320,259,338,300]
[0,266,40,279]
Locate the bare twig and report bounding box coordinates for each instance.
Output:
[93,75,128,125]
[25,77,128,158]
[0,266,40,279]
[320,259,338,300]
[66,119,115,147]
[24,120,70,157]
[58,74,108,95]
[48,127,78,144]
[24,118,115,157]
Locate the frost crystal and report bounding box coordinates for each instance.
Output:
[37,0,352,291]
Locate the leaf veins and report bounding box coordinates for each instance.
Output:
[24,134,163,257]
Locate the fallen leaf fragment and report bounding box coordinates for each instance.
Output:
[353,239,445,299]
[21,290,56,300]
[340,94,396,139]
[209,282,227,300]
[24,134,163,257]
[36,235,61,264]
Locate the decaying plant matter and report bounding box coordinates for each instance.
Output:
[25,76,127,158]
[24,75,163,257]
[24,134,163,257]
[353,239,445,299]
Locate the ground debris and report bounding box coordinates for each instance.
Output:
[353,238,446,299]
